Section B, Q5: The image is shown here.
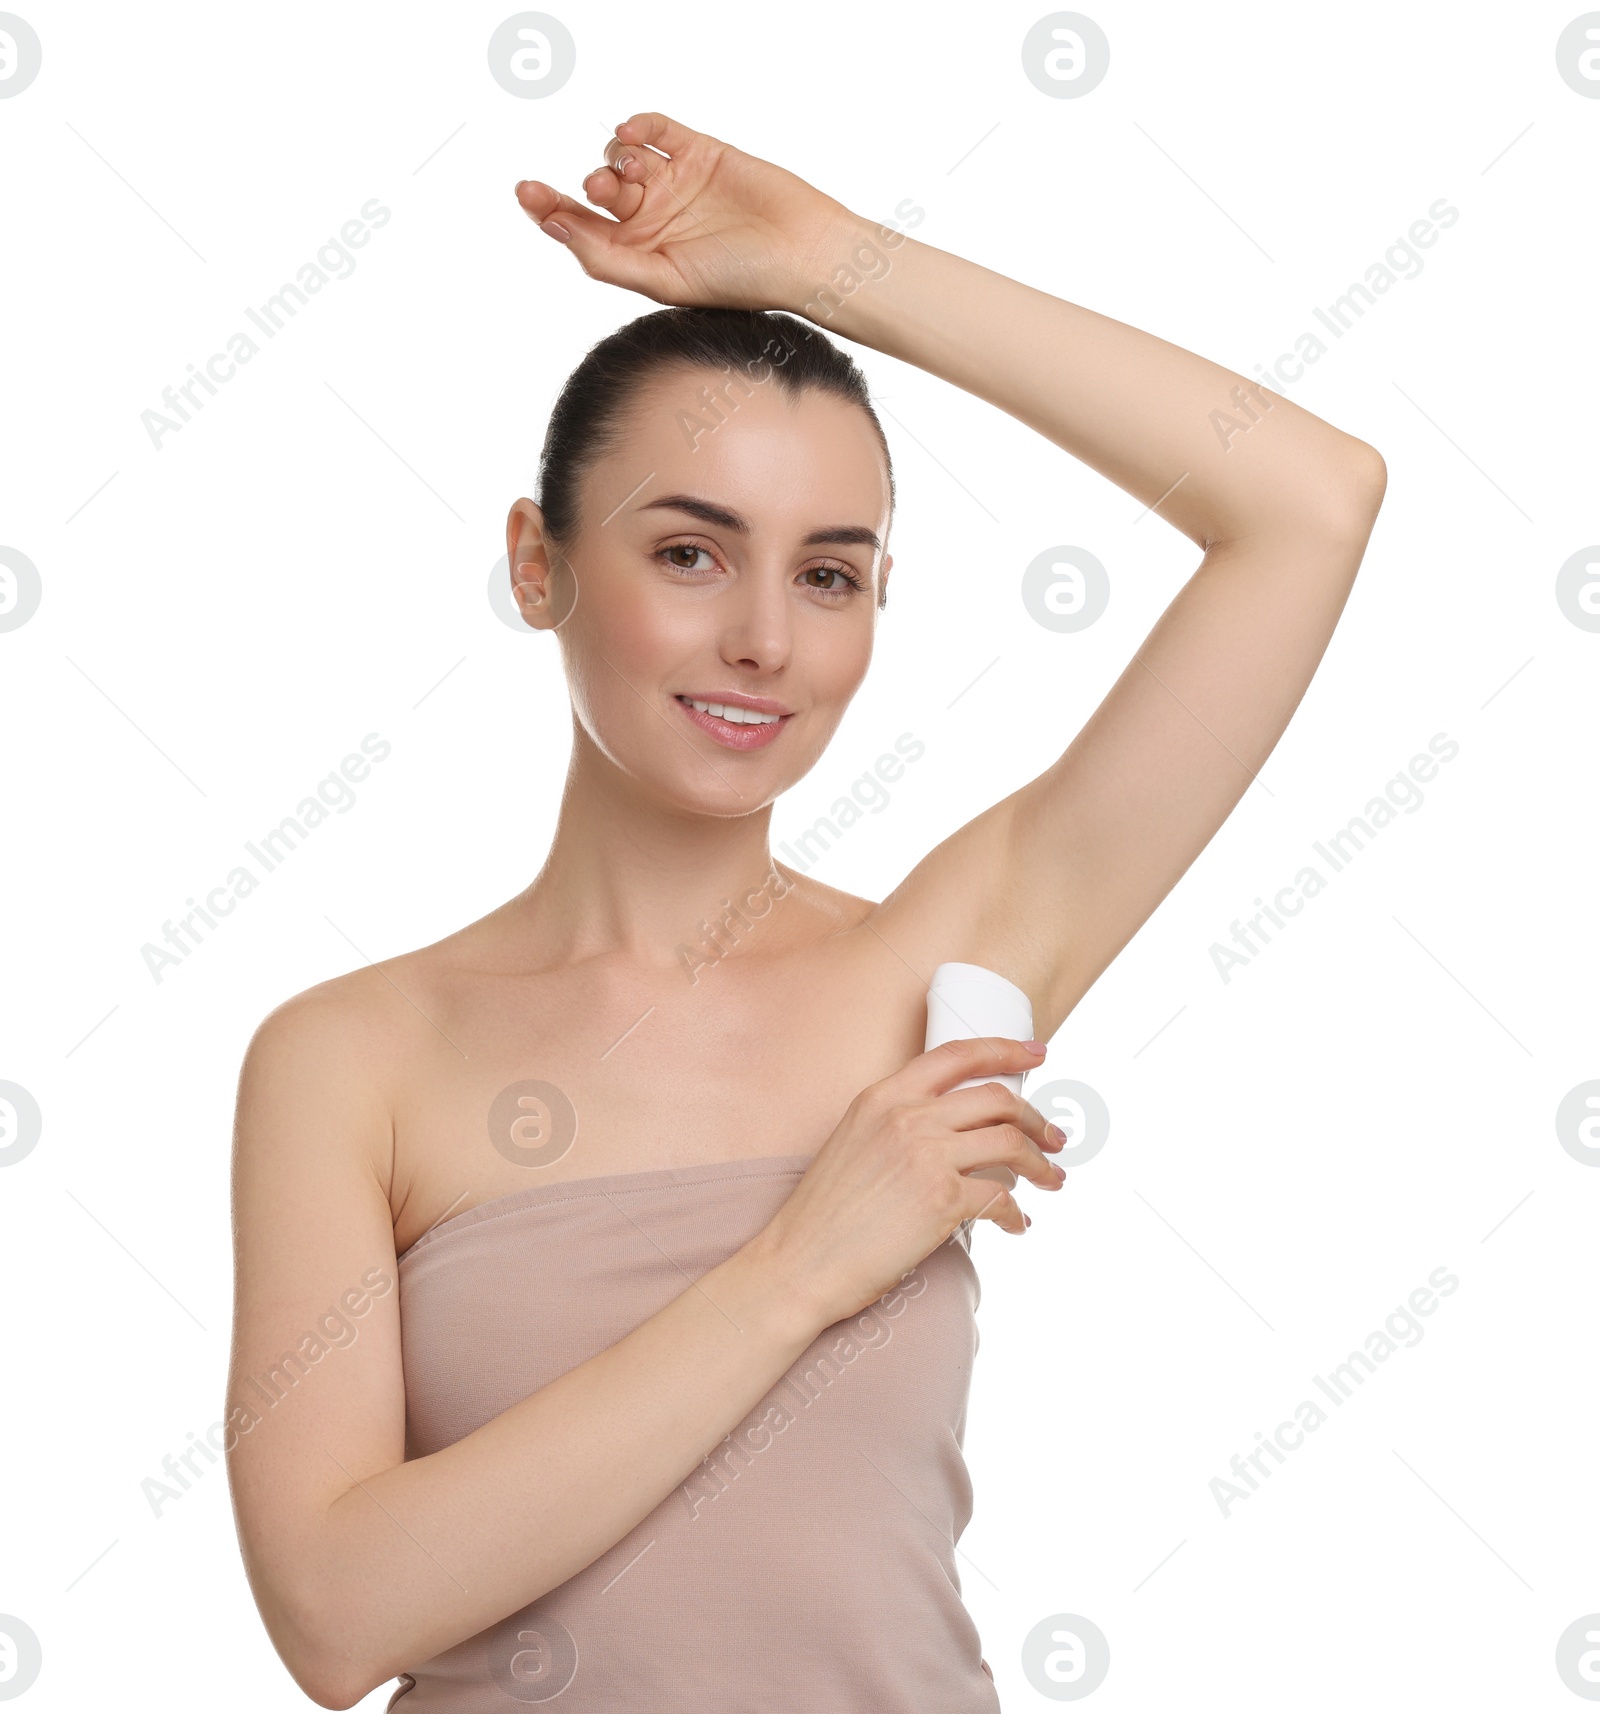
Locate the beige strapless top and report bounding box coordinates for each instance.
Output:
[386,1153,1001,1712]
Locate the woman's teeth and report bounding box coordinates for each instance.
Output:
[681,697,780,726]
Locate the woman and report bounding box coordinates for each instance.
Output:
[225,111,1384,1709]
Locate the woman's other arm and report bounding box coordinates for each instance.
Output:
[226,981,823,1707]
[226,983,1058,1707]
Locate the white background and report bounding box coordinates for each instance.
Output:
[2,1,1596,1707]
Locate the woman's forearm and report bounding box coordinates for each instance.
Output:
[292,1231,823,1708]
[794,218,1383,546]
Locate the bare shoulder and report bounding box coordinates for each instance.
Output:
[235,922,484,1195]
[243,909,494,1063]
[242,959,419,1093]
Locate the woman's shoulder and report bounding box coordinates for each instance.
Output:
[243,918,481,1071]
[233,927,483,1207]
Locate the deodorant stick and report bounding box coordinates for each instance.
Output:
[924,961,1036,1194]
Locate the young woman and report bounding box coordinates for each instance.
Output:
[225,111,1385,1709]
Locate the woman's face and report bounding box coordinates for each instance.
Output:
[506,364,893,818]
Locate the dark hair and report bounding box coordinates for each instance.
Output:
[535,306,894,597]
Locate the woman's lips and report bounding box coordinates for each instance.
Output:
[674,695,792,751]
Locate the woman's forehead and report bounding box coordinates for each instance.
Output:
[602,372,892,522]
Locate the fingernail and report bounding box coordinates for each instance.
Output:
[1023,1214,1033,1228]
[1023,1040,1047,1055]
[541,218,571,242]
[1047,1123,1067,1145]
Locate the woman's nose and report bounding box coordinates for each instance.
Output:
[719,573,792,671]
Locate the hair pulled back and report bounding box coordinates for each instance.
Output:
[535,306,895,586]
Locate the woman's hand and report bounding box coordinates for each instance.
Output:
[513,110,860,313]
[756,1036,1069,1329]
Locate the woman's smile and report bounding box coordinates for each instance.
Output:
[674,691,794,750]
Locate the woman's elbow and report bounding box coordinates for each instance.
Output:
[1330,436,1388,529]
[300,1672,362,1712]
[1351,438,1387,507]
[1284,436,1386,550]
[254,1576,378,1710]
[288,1638,375,1712]
[292,1608,394,1712]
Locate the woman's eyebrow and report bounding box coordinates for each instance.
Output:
[636,494,881,554]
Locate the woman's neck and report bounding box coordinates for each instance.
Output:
[507,732,791,971]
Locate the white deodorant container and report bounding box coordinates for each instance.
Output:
[924,961,1036,1194]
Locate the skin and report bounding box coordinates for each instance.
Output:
[226,111,1386,1706]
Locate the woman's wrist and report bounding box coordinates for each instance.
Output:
[774,205,922,332]
[721,1218,839,1348]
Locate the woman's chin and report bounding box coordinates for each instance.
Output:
[578,713,833,817]
[663,770,787,819]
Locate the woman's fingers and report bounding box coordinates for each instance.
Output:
[948,1123,1064,1193]
[946,1089,1064,1183]
[512,179,674,296]
[587,134,671,221]
[603,134,672,182]
[614,110,702,160]
[897,1035,1048,1102]
[582,163,646,222]
[958,1175,1026,1235]
[513,179,607,232]
[936,1080,1060,1151]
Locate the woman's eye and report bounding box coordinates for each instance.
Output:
[658,544,715,574]
[801,564,864,596]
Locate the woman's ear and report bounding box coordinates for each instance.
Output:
[506,498,558,629]
[879,551,893,610]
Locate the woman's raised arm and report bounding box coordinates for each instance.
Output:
[817,219,1387,1035]
[518,111,1387,1038]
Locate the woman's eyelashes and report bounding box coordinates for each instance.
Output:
[653,541,867,598]
[800,563,869,596]
[655,542,718,576]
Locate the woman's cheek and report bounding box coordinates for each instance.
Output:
[816,633,874,705]
[598,590,696,676]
